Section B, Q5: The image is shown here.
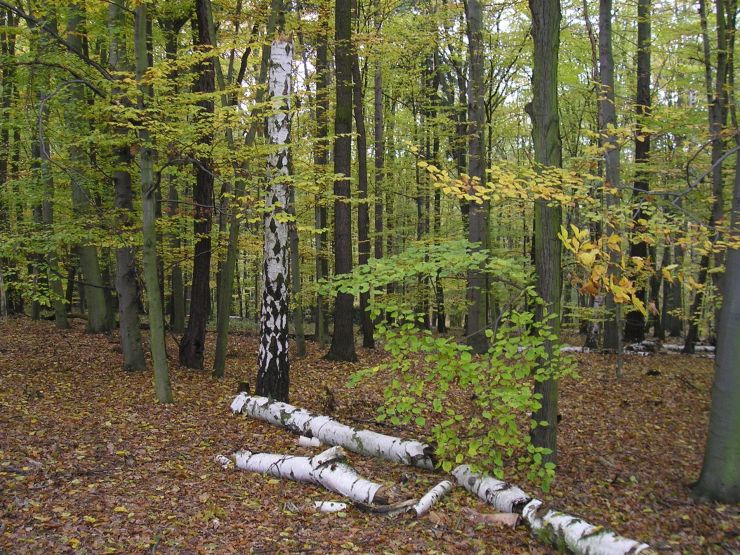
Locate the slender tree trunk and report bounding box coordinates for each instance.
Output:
[598,0,622,358]
[353,49,374,348]
[373,59,385,326]
[326,0,357,362]
[67,3,109,333]
[314,16,330,347]
[180,0,216,369]
[109,0,145,370]
[256,33,293,402]
[464,0,489,354]
[288,184,306,357]
[624,0,651,342]
[528,0,563,464]
[135,3,173,403]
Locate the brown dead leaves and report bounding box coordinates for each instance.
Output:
[0,317,737,554]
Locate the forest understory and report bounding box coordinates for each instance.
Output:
[0,317,737,554]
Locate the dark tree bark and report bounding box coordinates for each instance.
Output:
[528,0,563,465]
[373,60,384,272]
[179,0,216,369]
[353,47,374,348]
[109,0,145,370]
[326,0,357,361]
[624,0,651,342]
[463,0,489,354]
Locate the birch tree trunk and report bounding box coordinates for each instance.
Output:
[256,34,293,402]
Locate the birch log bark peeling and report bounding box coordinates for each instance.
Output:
[522,500,653,554]
[231,393,435,469]
[451,465,531,513]
[256,35,293,401]
[224,446,388,505]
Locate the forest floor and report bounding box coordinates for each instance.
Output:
[0,317,737,554]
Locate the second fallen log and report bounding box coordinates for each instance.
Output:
[222,446,389,505]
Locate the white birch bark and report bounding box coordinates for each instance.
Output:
[412,480,454,517]
[522,500,653,555]
[256,35,293,400]
[452,465,531,513]
[231,393,435,469]
[313,501,347,513]
[298,436,322,448]
[225,446,386,505]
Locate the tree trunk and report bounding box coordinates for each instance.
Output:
[528,0,563,464]
[353,48,374,349]
[288,185,306,357]
[693,0,739,503]
[464,0,489,355]
[624,0,651,342]
[109,0,145,370]
[255,34,293,402]
[326,0,357,362]
[685,0,729,353]
[599,0,622,356]
[314,15,330,347]
[67,3,109,333]
[135,3,173,403]
[179,0,216,369]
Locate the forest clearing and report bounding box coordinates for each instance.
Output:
[1,0,739,551]
[0,317,737,554]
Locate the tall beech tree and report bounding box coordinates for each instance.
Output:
[67,2,110,334]
[256,30,293,402]
[326,0,357,362]
[684,0,731,353]
[180,0,216,369]
[463,0,489,355]
[624,0,651,342]
[110,0,145,371]
[353,40,374,349]
[693,119,740,503]
[598,0,622,355]
[135,2,173,403]
[528,0,563,464]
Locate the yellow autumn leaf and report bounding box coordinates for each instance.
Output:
[114,506,129,513]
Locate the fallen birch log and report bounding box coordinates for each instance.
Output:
[523,499,653,554]
[231,393,435,469]
[228,397,651,553]
[412,480,454,517]
[219,446,389,505]
[452,465,531,513]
